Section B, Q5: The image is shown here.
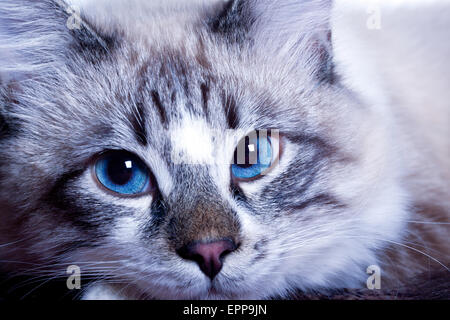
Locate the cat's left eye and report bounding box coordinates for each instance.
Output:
[231,130,280,181]
[93,151,152,196]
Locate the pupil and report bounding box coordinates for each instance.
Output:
[234,136,258,168]
[107,157,133,185]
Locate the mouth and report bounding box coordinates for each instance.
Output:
[208,286,220,296]
[204,281,243,299]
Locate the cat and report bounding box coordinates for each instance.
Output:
[0,0,448,300]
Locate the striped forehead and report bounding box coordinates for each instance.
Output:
[128,53,240,147]
[138,49,211,112]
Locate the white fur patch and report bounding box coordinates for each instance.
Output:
[170,115,215,165]
[83,283,126,300]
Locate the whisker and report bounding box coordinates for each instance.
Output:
[344,235,450,272]
[406,220,450,225]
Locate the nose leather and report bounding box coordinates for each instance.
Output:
[177,239,237,279]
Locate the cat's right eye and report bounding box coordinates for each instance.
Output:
[93,151,153,196]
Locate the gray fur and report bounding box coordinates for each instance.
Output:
[0,0,447,299]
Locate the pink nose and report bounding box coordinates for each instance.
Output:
[177,239,237,279]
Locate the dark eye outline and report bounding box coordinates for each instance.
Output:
[230,130,282,182]
[91,150,155,198]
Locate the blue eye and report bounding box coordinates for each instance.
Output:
[231,132,274,180]
[94,151,151,195]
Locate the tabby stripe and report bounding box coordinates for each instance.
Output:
[130,102,148,146]
[151,90,168,125]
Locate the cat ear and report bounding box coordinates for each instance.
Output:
[0,0,115,83]
[210,0,333,82]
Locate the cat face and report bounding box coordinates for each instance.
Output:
[0,0,407,299]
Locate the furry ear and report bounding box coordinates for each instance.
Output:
[0,0,115,84]
[210,0,333,81]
